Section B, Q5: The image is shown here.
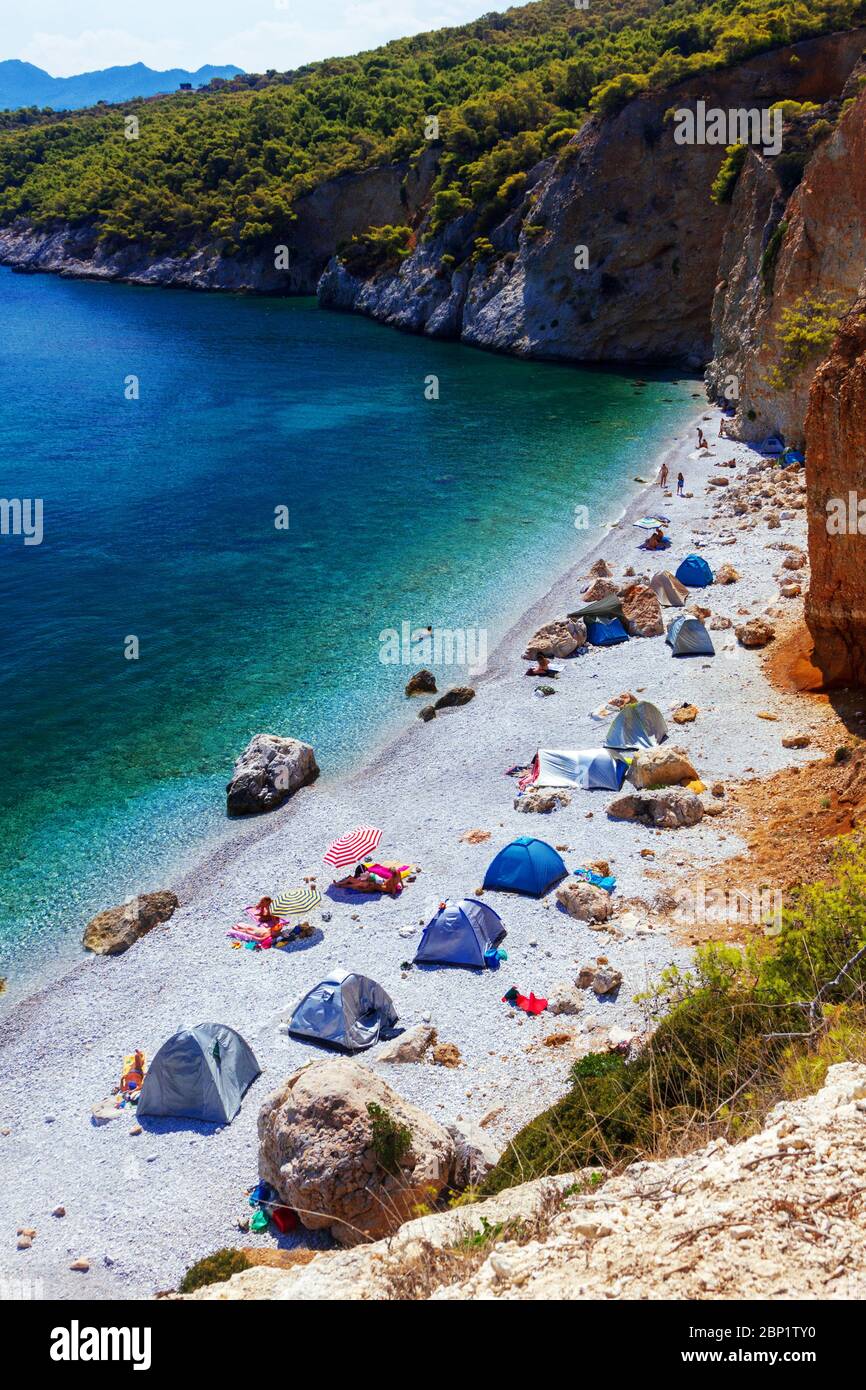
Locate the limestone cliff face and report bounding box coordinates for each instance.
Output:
[0,161,433,294]
[804,292,866,685]
[320,30,866,367]
[708,85,866,444]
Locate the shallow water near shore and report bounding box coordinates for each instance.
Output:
[0,266,697,989]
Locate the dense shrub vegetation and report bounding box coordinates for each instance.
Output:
[482,834,866,1194]
[0,0,864,252]
[179,1248,251,1293]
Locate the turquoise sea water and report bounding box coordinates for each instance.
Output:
[0,267,697,987]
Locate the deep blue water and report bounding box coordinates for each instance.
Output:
[0,267,697,986]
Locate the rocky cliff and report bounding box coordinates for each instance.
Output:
[804,291,866,685]
[0,159,435,295]
[180,1063,866,1300]
[320,31,866,368]
[708,81,866,444]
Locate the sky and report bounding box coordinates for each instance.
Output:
[1,0,499,76]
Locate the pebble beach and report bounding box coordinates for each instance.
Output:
[0,403,825,1299]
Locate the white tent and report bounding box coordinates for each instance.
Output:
[534,748,627,791]
[650,570,689,607]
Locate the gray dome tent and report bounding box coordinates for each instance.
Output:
[604,700,668,751]
[289,971,398,1052]
[666,613,715,657]
[137,1022,260,1124]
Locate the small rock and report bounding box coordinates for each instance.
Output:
[782,732,811,749]
[592,966,623,996]
[377,1023,437,1064]
[405,668,437,697]
[418,705,437,722]
[434,686,475,710]
[671,703,698,724]
[52,1206,66,1218]
[69,1259,90,1273]
[736,618,776,648]
[432,1042,462,1068]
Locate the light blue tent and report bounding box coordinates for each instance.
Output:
[414,898,506,969]
[666,613,715,657]
[675,554,713,588]
[483,837,566,896]
[604,701,668,751]
[289,972,398,1052]
[534,747,627,791]
[137,1023,260,1124]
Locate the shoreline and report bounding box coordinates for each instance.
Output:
[0,401,825,1300]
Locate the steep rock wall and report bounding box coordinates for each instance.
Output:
[708,84,866,444]
[321,30,866,367]
[0,160,434,294]
[804,290,866,685]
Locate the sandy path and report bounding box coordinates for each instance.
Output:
[0,404,820,1299]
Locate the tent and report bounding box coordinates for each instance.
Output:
[675,554,713,588]
[414,898,506,969]
[288,971,397,1052]
[666,613,715,657]
[586,616,629,646]
[650,570,689,607]
[568,593,624,624]
[533,747,627,791]
[604,700,668,750]
[483,836,567,897]
[137,1023,260,1124]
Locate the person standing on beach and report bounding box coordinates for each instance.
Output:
[697,427,707,449]
[659,462,669,487]
[677,472,685,496]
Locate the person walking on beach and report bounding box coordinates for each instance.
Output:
[659,462,669,488]
[677,472,685,496]
[697,427,707,449]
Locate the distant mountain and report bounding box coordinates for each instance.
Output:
[0,60,245,111]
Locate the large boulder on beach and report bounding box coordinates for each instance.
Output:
[257,1059,456,1247]
[82,890,179,956]
[226,734,318,816]
[555,879,612,923]
[523,617,586,659]
[582,577,618,603]
[735,618,776,649]
[607,787,704,829]
[628,745,698,790]
[620,583,664,638]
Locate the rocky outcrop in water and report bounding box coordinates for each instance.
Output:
[226,734,318,816]
[804,292,866,685]
[82,890,178,955]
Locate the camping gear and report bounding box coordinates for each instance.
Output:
[502,987,547,1015]
[137,1023,260,1124]
[781,448,804,468]
[760,434,785,456]
[675,554,713,588]
[586,616,629,647]
[323,825,383,869]
[414,897,506,969]
[288,971,398,1051]
[270,886,322,916]
[666,613,715,657]
[574,867,616,893]
[531,747,627,792]
[605,700,668,750]
[483,837,566,897]
[650,570,689,607]
[568,593,624,624]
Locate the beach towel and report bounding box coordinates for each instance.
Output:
[243,905,288,928]
[573,867,616,893]
[502,986,547,1015]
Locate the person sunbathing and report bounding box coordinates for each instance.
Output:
[335,866,403,895]
[644,527,666,550]
[252,896,283,928]
[524,650,550,676]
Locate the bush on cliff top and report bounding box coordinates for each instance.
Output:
[482,833,866,1194]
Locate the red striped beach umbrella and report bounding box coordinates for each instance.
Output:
[323,825,382,869]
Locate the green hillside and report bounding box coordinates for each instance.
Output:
[0,0,863,254]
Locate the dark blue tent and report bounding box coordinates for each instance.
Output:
[675,554,713,588]
[666,613,715,657]
[414,898,506,969]
[586,616,629,646]
[483,837,567,897]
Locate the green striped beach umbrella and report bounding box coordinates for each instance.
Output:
[270,885,322,916]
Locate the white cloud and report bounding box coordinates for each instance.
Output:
[22,30,188,77]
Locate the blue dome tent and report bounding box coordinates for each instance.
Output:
[585,616,629,646]
[666,613,715,657]
[483,837,567,897]
[288,972,398,1052]
[675,554,713,588]
[414,898,506,969]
